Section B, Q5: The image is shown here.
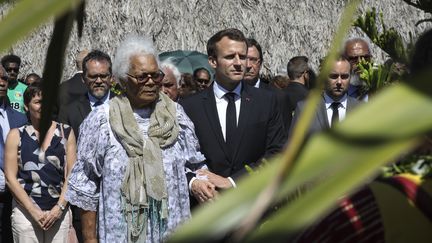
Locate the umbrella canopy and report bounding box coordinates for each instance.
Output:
[159,50,214,76]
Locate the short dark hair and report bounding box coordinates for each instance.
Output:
[82,50,112,75]
[24,81,42,106]
[247,38,264,63]
[287,56,309,80]
[207,28,247,58]
[193,67,210,78]
[1,54,21,68]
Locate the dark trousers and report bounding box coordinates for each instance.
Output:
[0,192,13,243]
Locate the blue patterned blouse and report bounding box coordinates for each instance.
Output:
[17,123,71,210]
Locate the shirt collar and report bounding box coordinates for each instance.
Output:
[213,80,242,99]
[324,93,348,109]
[254,78,261,88]
[88,90,110,106]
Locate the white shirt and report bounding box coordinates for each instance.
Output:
[213,81,242,141]
[254,78,261,88]
[324,93,348,127]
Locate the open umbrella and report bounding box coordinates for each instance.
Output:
[159,50,214,76]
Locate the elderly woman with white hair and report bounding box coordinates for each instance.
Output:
[65,36,215,243]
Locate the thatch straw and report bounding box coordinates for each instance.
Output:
[0,0,430,81]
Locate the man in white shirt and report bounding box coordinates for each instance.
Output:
[181,28,286,204]
[290,55,362,138]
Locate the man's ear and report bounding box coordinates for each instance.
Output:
[208,56,217,69]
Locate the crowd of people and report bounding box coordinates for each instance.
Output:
[0,26,429,243]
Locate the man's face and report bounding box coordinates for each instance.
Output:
[5,62,19,81]
[83,60,112,99]
[195,70,211,91]
[124,54,161,108]
[345,41,371,72]
[244,45,261,84]
[161,68,178,101]
[325,60,351,101]
[0,68,8,98]
[209,36,247,90]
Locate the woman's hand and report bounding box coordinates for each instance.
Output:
[29,207,46,229]
[41,205,63,230]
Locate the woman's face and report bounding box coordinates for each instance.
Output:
[25,92,42,121]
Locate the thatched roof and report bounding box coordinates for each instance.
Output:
[1,0,431,80]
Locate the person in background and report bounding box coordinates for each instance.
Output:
[193,67,211,92]
[24,73,41,85]
[160,60,181,101]
[285,56,311,116]
[178,73,198,98]
[270,75,290,90]
[1,54,27,113]
[4,82,77,242]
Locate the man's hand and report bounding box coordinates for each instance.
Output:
[191,179,218,203]
[197,170,233,189]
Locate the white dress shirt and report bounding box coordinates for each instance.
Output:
[213,81,242,141]
[323,93,348,127]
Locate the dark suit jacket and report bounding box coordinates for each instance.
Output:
[257,80,293,135]
[284,81,309,114]
[56,73,87,118]
[289,95,361,138]
[58,92,115,138]
[180,82,287,181]
[5,106,28,129]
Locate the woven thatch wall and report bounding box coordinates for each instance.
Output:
[1,0,431,81]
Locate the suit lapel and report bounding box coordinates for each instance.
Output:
[317,97,330,129]
[202,88,231,157]
[77,95,92,120]
[231,85,252,161]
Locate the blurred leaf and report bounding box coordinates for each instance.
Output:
[0,0,82,54]
[40,9,75,143]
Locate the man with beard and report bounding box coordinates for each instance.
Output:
[58,50,115,139]
[344,38,373,101]
[289,55,361,138]
[1,55,27,113]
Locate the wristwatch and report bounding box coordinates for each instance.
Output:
[57,202,66,211]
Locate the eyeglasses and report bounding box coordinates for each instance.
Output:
[247,57,260,65]
[6,67,19,73]
[348,55,371,63]
[126,70,165,83]
[195,78,210,84]
[0,76,8,81]
[328,73,350,80]
[85,73,112,82]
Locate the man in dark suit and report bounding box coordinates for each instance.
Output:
[58,50,113,243]
[181,29,286,202]
[0,66,27,243]
[57,50,89,117]
[290,55,361,138]
[285,56,311,115]
[58,50,114,139]
[244,38,292,133]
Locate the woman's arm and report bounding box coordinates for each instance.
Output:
[42,127,77,230]
[4,128,46,228]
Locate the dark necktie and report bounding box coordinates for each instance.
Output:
[225,92,237,145]
[330,102,340,127]
[94,100,103,107]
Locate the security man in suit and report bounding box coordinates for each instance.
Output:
[181,28,286,203]
[290,55,362,138]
